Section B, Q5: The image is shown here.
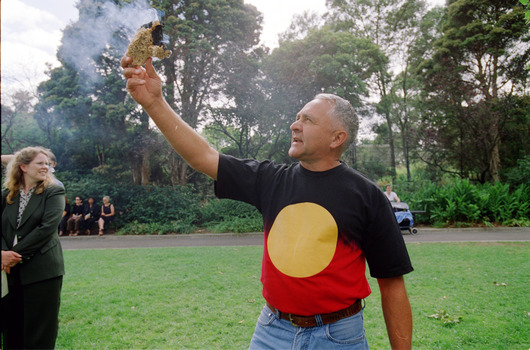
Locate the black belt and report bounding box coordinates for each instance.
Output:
[266,299,362,328]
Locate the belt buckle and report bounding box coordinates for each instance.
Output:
[288,314,298,327]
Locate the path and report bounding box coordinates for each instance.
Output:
[59,227,530,250]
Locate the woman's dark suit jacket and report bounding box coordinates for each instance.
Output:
[1,184,65,286]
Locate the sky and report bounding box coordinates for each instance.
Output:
[1,0,445,100]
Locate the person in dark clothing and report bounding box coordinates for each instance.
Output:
[1,146,65,349]
[97,196,115,236]
[66,196,85,236]
[58,197,71,236]
[122,55,413,349]
[83,196,100,235]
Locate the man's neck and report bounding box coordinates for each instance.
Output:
[299,159,342,172]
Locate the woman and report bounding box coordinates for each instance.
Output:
[98,196,115,236]
[1,146,66,349]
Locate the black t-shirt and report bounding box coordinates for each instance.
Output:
[71,204,85,216]
[215,154,413,315]
[84,204,101,219]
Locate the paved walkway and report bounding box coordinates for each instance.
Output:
[59,227,530,250]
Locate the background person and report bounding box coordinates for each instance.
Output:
[58,197,71,236]
[83,196,100,235]
[122,56,413,349]
[384,184,401,203]
[1,146,66,349]
[97,196,115,236]
[66,196,85,236]
[46,151,64,188]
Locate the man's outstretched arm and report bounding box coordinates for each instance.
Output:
[378,275,413,349]
[121,56,219,180]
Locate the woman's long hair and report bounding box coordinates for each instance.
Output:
[3,146,56,204]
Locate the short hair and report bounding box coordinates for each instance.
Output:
[103,196,111,202]
[314,93,359,151]
[39,147,57,165]
[48,152,57,164]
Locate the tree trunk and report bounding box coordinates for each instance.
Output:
[167,151,190,186]
[132,161,141,185]
[141,149,151,186]
[401,131,410,181]
[385,110,397,178]
[178,161,189,186]
[489,139,501,182]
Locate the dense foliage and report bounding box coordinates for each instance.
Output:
[56,168,529,235]
[57,170,263,234]
[403,180,530,227]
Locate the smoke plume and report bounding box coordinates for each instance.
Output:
[59,0,163,84]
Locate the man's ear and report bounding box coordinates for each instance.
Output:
[330,130,348,150]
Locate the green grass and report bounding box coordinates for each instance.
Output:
[57,243,530,349]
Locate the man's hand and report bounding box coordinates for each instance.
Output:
[121,56,163,110]
[1,250,22,274]
[1,154,15,166]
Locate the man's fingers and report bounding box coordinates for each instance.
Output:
[144,58,158,79]
[126,77,147,89]
[121,55,133,69]
[123,66,143,79]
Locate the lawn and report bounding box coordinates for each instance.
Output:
[57,242,529,349]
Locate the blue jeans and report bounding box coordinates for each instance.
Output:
[249,304,369,350]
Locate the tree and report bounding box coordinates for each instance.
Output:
[1,91,46,153]
[419,0,530,182]
[152,0,263,184]
[33,0,172,185]
[262,25,386,164]
[521,0,530,24]
[498,94,530,181]
[326,0,430,178]
[204,47,271,159]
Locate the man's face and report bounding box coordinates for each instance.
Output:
[288,99,337,162]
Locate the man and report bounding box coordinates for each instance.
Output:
[122,56,413,349]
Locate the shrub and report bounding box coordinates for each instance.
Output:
[117,220,194,235]
[504,155,530,187]
[430,179,481,224]
[402,179,529,226]
[199,199,263,233]
[58,171,200,229]
[119,185,200,225]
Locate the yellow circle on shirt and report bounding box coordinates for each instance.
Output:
[267,202,338,278]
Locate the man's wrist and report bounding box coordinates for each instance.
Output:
[144,96,169,115]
